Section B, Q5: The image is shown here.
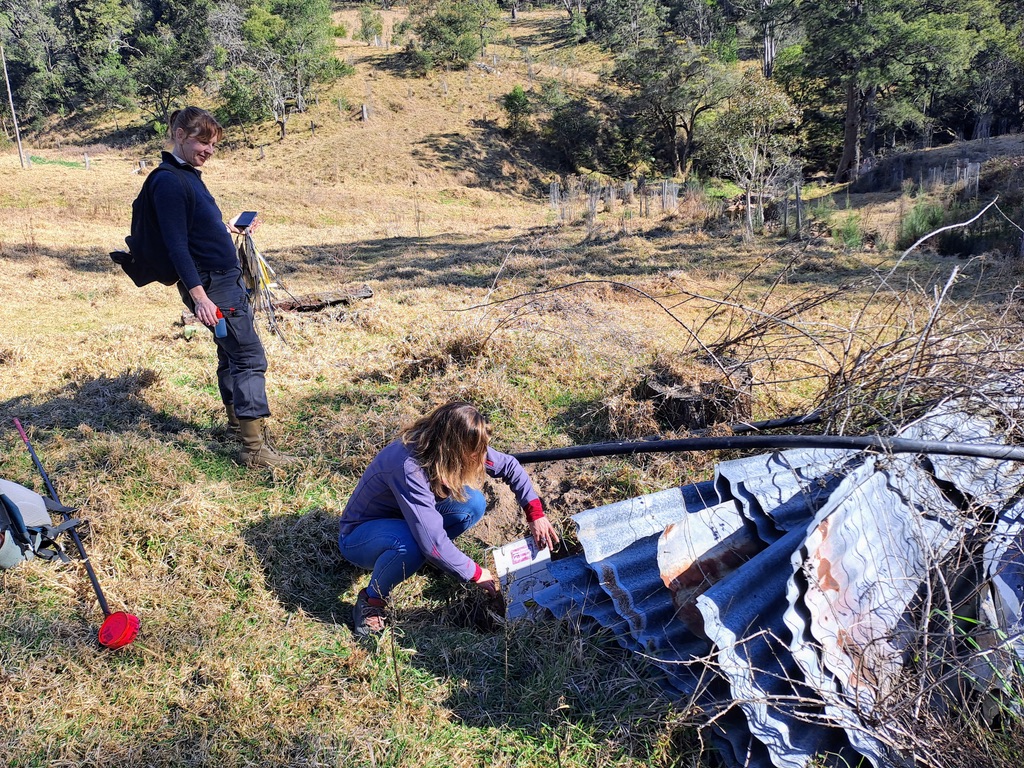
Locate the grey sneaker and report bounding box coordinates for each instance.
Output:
[353,589,387,637]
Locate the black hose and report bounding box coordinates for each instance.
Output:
[730,412,823,433]
[512,434,1024,465]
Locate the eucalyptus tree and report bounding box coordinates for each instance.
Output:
[666,0,728,48]
[233,0,348,135]
[131,0,211,127]
[613,34,736,178]
[0,0,75,122]
[727,0,797,78]
[701,70,798,238]
[65,0,137,109]
[408,0,503,70]
[586,0,668,53]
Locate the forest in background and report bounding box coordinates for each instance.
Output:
[1,0,1023,189]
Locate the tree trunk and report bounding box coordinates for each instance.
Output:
[744,185,753,241]
[834,78,862,183]
[862,85,877,161]
[761,1,777,79]
[972,111,993,141]
[668,126,682,178]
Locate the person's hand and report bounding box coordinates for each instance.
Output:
[529,516,560,550]
[473,567,499,594]
[227,216,261,235]
[191,295,219,327]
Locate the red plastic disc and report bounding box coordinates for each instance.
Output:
[98,611,140,649]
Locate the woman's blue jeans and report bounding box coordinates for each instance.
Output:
[338,488,486,600]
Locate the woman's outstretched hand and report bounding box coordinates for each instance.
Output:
[529,517,560,551]
[474,567,499,594]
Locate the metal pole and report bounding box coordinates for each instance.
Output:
[0,41,26,169]
[13,419,111,615]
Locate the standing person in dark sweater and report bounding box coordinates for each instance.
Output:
[338,402,559,637]
[153,106,298,468]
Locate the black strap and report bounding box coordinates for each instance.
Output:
[0,493,31,547]
[1,492,80,562]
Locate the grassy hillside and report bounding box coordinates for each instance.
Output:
[2,8,1024,768]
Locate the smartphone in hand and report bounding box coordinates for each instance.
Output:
[233,211,258,231]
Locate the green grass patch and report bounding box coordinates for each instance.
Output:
[29,155,85,168]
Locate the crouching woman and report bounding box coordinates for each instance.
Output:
[338,402,559,637]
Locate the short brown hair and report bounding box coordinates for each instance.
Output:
[401,402,490,502]
[169,106,223,144]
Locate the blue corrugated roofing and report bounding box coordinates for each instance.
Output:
[496,401,1024,768]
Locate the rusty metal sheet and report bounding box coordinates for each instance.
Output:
[697,526,851,768]
[657,500,763,635]
[715,449,862,540]
[899,406,1024,508]
[573,482,723,562]
[796,456,968,766]
[573,481,725,652]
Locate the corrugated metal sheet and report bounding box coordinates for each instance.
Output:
[497,403,1024,768]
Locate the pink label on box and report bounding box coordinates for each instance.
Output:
[510,546,531,564]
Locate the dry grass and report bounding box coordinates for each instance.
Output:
[2,7,1024,768]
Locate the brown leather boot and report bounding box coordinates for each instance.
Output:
[238,418,300,468]
[224,404,241,435]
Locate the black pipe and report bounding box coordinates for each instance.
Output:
[13,419,112,616]
[729,412,823,433]
[513,434,1024,465]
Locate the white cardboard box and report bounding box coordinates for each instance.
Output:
[491,536,558,620]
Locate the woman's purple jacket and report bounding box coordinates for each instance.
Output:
[338,440,544,582]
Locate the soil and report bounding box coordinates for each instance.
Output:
[473,459,608,548]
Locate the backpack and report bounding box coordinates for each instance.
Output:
[0,478,80,571]
[109,162,195,288]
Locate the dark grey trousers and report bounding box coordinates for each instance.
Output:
[178,266,270,419]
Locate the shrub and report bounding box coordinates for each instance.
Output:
[568,10,587,43]
[502,85,531,137]
[356,5,384,45]
[898,199,945,249]
[218,67,273,127]
[833,213,864,250]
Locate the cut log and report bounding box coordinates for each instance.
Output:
[179,285,373,326]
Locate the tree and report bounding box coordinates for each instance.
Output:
[356,4,384,45]
[587,0,668,53]
[409,0,502,71]
[65,0,137,109]
[667,0,728,48]
[131,0,211,127]
[613,35,736,178]
[501,83,530,137]
[791,0,983,182]
[238,0,349,136]
[701,70,798,239]
[727,0,798,78]
[0,0,75,123]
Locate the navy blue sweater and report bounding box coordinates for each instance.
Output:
[151,151,238,290]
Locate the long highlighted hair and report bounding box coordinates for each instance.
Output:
[401,402,489,501]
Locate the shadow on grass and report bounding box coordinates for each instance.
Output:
[397,610,677,763]
[0,369,194,436]
[242,510,359,625]
[0,242,122,273]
